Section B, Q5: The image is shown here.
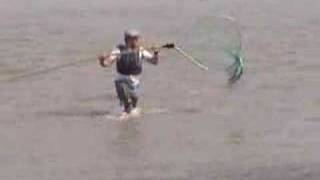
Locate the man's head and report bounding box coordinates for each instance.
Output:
[124,29,141,49]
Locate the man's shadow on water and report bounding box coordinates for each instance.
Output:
[37,93,115,119]
[38,109,111,118]
[77,93,115,104]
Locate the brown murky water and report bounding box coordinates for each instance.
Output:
[1,0,320,179]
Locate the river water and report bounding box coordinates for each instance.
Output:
[0,0,320,179]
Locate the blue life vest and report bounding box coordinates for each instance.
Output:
[116,44,142,75]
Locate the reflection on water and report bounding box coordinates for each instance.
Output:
[114,120,143,157]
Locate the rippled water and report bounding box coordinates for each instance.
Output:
[1,0,320,179]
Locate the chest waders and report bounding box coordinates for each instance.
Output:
[115,45,142,113]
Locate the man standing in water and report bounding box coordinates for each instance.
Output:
[98,29,159,119]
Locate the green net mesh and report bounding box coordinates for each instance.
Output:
[176,15,244,83]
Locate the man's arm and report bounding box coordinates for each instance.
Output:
[143,48,159,65]
[98,48,120,67]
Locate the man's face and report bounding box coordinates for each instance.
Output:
[126,37,140,49]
